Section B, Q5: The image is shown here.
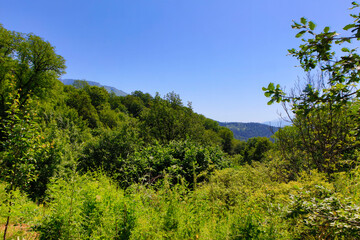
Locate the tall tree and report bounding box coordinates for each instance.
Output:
[0,81,51,239]
[263,2,360,174]
[0,24,66,110]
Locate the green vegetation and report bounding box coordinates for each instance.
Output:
[219,122,279,141]
[60,79,128,97]
[1,2,360,239]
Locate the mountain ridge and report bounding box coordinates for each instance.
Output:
[60,79,128,97]
[219,121,279,141]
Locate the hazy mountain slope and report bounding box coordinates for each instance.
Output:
[263,119,292,127]
[60,79,128,96]
[219,122,279,141]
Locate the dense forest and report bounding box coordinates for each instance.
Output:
[1,2,360,239]
[60,79,128,97]
[218,122,279,141]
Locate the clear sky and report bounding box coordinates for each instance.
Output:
[0,0,355,122]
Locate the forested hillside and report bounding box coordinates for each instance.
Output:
[60,79,128,96]
[219,122,279,141]
[2,2,360,240]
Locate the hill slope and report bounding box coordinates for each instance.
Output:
[60,79,128,96]
[219,122,279,141]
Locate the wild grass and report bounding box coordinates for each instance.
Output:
[1,165,360,239]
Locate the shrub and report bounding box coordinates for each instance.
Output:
[36,173,135,239]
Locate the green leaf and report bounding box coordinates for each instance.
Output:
[341,47,350,52]
[296,30,306,38]
[267,99,274,105]
[343,24,356,30]
[268,83,275,91]
[288,48,295,54]
[292,21,301,29]
[350,2,360,9]
[324,26,330,33]
[300,17,307,25]
[309,21,316,31]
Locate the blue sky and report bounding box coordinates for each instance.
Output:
[0,0,355,122]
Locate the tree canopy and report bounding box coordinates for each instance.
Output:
[263,2,360,175]
[0,25,66,107]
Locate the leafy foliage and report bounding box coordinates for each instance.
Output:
[79,138,229,188]
[0,82,52,194]
[286,185,360,239]
[36,173,135,240]
[263,2,360,175]
[0,24,65,108]
[3,3,360,239]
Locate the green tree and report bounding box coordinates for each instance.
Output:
[271,125,307,180]
[202,117,220,132]
[263,2,360,175]
[0,82,50,239]
[109,92,127,112]
[131,90,153,107]
[140,93,204,143]
[65,87,100,128]
[77,123,141,184]
[0,25,66,144]
[122,95,145,117]
[85,85,109,111]
[242,137,273,164]
[0,24,66,108]
[218,127,234,154]
[165,91,183,108]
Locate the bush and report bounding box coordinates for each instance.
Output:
[36,173,135,240]
[286,184,360,239]
[0,182,40,239]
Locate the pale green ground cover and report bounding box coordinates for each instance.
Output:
[2,165,360,239]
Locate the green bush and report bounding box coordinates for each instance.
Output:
[286,184,360,239]
[36,173,135,240]
[0,182,40,239]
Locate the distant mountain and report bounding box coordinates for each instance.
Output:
[60,79,128,97]
[263,119,292,127]
[219,122,279,141]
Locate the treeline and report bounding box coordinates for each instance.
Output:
[0,23,273,200]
